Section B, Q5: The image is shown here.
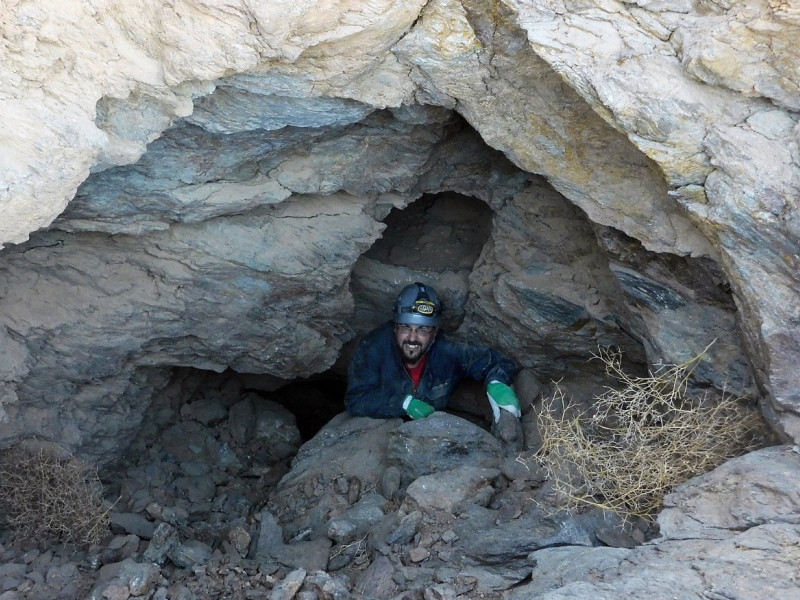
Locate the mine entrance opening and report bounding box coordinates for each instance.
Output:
[343,191,498,425]
[205,368,348,442]
[244,373,348,442]
[141,192,498,449]
[349,191,495,338]
[363,191,494,273]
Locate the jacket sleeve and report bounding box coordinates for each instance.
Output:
[344,336,407,418]
[453,341,518,388]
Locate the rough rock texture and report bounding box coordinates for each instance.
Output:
[2,0,797,455]
[0,372,796,599]
[0,6,799,597]
[508,445,800,600]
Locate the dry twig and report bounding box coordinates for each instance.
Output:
[534,344,767,518]
[0,445,111,548]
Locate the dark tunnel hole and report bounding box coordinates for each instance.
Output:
[149,193,498,452]
[249,373,348,442]
[362,191,494,273]
[282,191,496,438]
[247,191,497,440]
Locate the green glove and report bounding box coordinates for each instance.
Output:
[487,381,521,422]
[403,394,435,419]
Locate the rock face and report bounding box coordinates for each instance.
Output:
[2,0,797,460]
[0,384,794,598]
[509,445,800,600]
[0,18,794,598]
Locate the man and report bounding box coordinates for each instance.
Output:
[345,282,522,425]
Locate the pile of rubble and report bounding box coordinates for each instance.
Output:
[0,374,648,600]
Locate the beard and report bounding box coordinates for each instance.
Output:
[400,339,429,365]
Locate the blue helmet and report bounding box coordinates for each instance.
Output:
[393,282,442,326]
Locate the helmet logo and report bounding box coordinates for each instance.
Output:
[414,300,435,315]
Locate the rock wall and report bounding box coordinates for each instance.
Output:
[1,0,798,458]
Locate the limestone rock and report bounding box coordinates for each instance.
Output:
[387,413,503,485]
[404,466,501,513]
[508,445,800,600]
[658,444,800,539]
[2,3,800,597]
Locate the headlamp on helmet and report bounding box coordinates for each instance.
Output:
[393,282,442,326]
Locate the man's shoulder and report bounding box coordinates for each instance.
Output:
[430,335,495,359]
[360,320,395,344]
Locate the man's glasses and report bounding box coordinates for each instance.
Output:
[395,324,435,336]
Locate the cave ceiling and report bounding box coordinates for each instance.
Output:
[1,0,799,460]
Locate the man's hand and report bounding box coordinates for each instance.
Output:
[486,381,521,422]
[403,395,435,419]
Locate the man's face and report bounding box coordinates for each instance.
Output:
[394,323,437,366]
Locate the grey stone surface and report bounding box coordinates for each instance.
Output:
[658,444,800,539]
[109,512,157,540]
[267,414,401,538]
[354,556,398,600]
[387,413,503,485]
[0,2,799,598]
[142,523,179,565]
[404,467,500,513]
[507,445,800,600]
[454,504,594,570]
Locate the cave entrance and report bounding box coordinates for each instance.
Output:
[249,374,347,442]
[341,190,498,426]
[160,192,497,445]
[348,191,495,336]
[364,191,493,273]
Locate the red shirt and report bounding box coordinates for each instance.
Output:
[405,356,427,391]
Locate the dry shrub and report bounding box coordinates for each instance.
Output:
[535,345,768,519]
[0,444,111,547]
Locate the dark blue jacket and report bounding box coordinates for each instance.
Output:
[345,321,518,418]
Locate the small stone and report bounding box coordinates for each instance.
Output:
[161,505,189,526]
[0,578,22,594]
[327,518,358,544]
[121,561,161,597]
[227,526,251,558]
[173,475,216,503]
[387,511,421,545]
[228,398,256,445]
[180,398,228,426]
[441,530,458,544]
[152,587,169,600]
[180,460,211,477]
[109,512,157,540]
[0,565,26,579]
[167,539,213,568]
[102,535,141,565]
[100,583,130,600]
[409,547,431,563]
[437,549,453,561]
[143,522,179,565]
[424,583,457,600]
[269,568,306,600]
[379,466,402,500]
[326,553,352,572]
[167,583,193,600]
[347,477,362,504]
[45,563,78,588]
[145,503,163,520]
